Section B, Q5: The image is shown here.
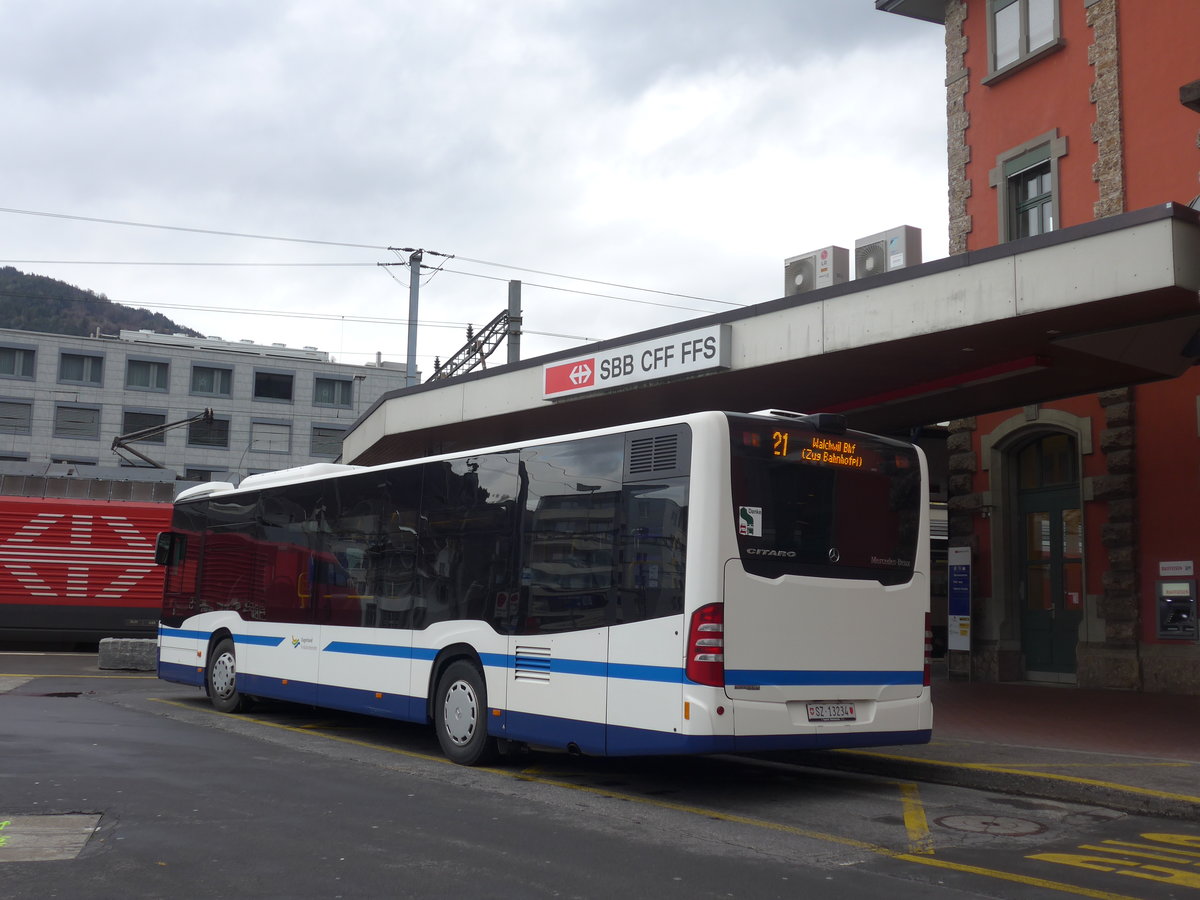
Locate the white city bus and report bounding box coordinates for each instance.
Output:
[156,409,932,765]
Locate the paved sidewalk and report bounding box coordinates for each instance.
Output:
[799,671,1200,820]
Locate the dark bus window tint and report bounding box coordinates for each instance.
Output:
[331,467,423,629]
[259,481,337,625]
[616,479,688,623]
[730,417,921,585]
[419,453,520,629]
[519,435,624,634]
[197,493,267,621]
[162,503,207,626]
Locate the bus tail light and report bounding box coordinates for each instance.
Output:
[924,613,932,687]
[686,603,725,687]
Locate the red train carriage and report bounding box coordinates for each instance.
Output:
[0,494,172,642]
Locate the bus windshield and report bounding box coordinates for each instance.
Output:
[729,414,921,585]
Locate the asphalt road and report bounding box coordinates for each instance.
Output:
[2,653,1198,899]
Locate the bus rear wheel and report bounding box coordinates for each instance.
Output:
[207,637,245,713]
[434,660,498,766]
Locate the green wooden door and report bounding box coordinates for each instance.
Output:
[1015,434,1083,678]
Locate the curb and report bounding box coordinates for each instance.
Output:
[792,749,1200,821]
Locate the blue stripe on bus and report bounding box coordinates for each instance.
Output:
[609,662,685,683]
[323,641,415,659]
[161,630,917,690]
[724,669,924,687]
[320,641,682,682]
[233,634,287,647]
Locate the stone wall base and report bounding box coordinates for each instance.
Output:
[1076,643,1141,690]
[1140,644,1200,694]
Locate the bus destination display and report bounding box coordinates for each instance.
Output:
[771,430,864,468]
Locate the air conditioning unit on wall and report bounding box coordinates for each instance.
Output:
[783,245,849,296]
[854,225,922,280]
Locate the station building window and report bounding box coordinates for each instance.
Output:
[0,400,32,434]
[127,358,170,392]
[60,352,104,386]
[314,376,352,408]
[121,410,168,444]
[191,365,233,397]
[254,369,294,402]
[54,404,101,440]
[0,346,36,379]
[986,0,1060,79]
[188,415,231,449]
[311,425,346,458]
[250,421,292,454]
[989,129,1067,243]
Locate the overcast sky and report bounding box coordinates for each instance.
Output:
[0,1,947,375]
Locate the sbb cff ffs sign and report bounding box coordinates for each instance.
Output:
[543,325,731,399]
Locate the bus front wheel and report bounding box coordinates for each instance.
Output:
[207,637,245,713]
[434,660,498,766]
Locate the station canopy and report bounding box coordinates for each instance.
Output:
[343,204,1200,465]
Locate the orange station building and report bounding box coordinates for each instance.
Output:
[880,0,1200,691]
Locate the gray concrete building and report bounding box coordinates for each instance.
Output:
[0,327,414,484]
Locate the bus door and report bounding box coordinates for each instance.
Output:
[315,471,416,718]
[505,441,619,755]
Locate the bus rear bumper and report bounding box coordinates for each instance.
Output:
[605,723,932,756]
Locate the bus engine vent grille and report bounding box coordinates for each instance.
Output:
[628,433,678,474]
[514,646,552,683]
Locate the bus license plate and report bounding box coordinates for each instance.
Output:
[806,702,856,722]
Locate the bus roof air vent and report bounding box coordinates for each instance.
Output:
[629,432,678,474]
[625,426,691,481]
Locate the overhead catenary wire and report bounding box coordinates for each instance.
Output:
[0,288,597,345]
[0,206,744,308]
[3,256,729,314]
[0,259,377,267]
[0,207,389,250]
[428,265,725,315]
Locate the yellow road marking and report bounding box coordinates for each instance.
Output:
[148,697,1144,898]
[838,749,1200,807]
[895,781,934,855]
[941,762,1193,771]
[897,854,1141,899]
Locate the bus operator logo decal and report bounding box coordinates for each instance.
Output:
[738,507,762,537]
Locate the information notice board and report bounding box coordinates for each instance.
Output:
[948,546,971,652]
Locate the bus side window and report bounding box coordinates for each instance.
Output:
[419,453,520,628]
[520,436,623,634]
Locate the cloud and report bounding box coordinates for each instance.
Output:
[0,0,947,371]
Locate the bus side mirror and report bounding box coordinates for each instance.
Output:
[155,532,175,566]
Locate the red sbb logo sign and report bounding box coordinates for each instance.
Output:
[544,358,595,395]
[541,325,729,400]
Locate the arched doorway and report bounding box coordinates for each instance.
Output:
[1014,432,1083,681]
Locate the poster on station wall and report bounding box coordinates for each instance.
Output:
[948,546,972,652]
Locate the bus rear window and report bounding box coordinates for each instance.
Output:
[730,418,921,584]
